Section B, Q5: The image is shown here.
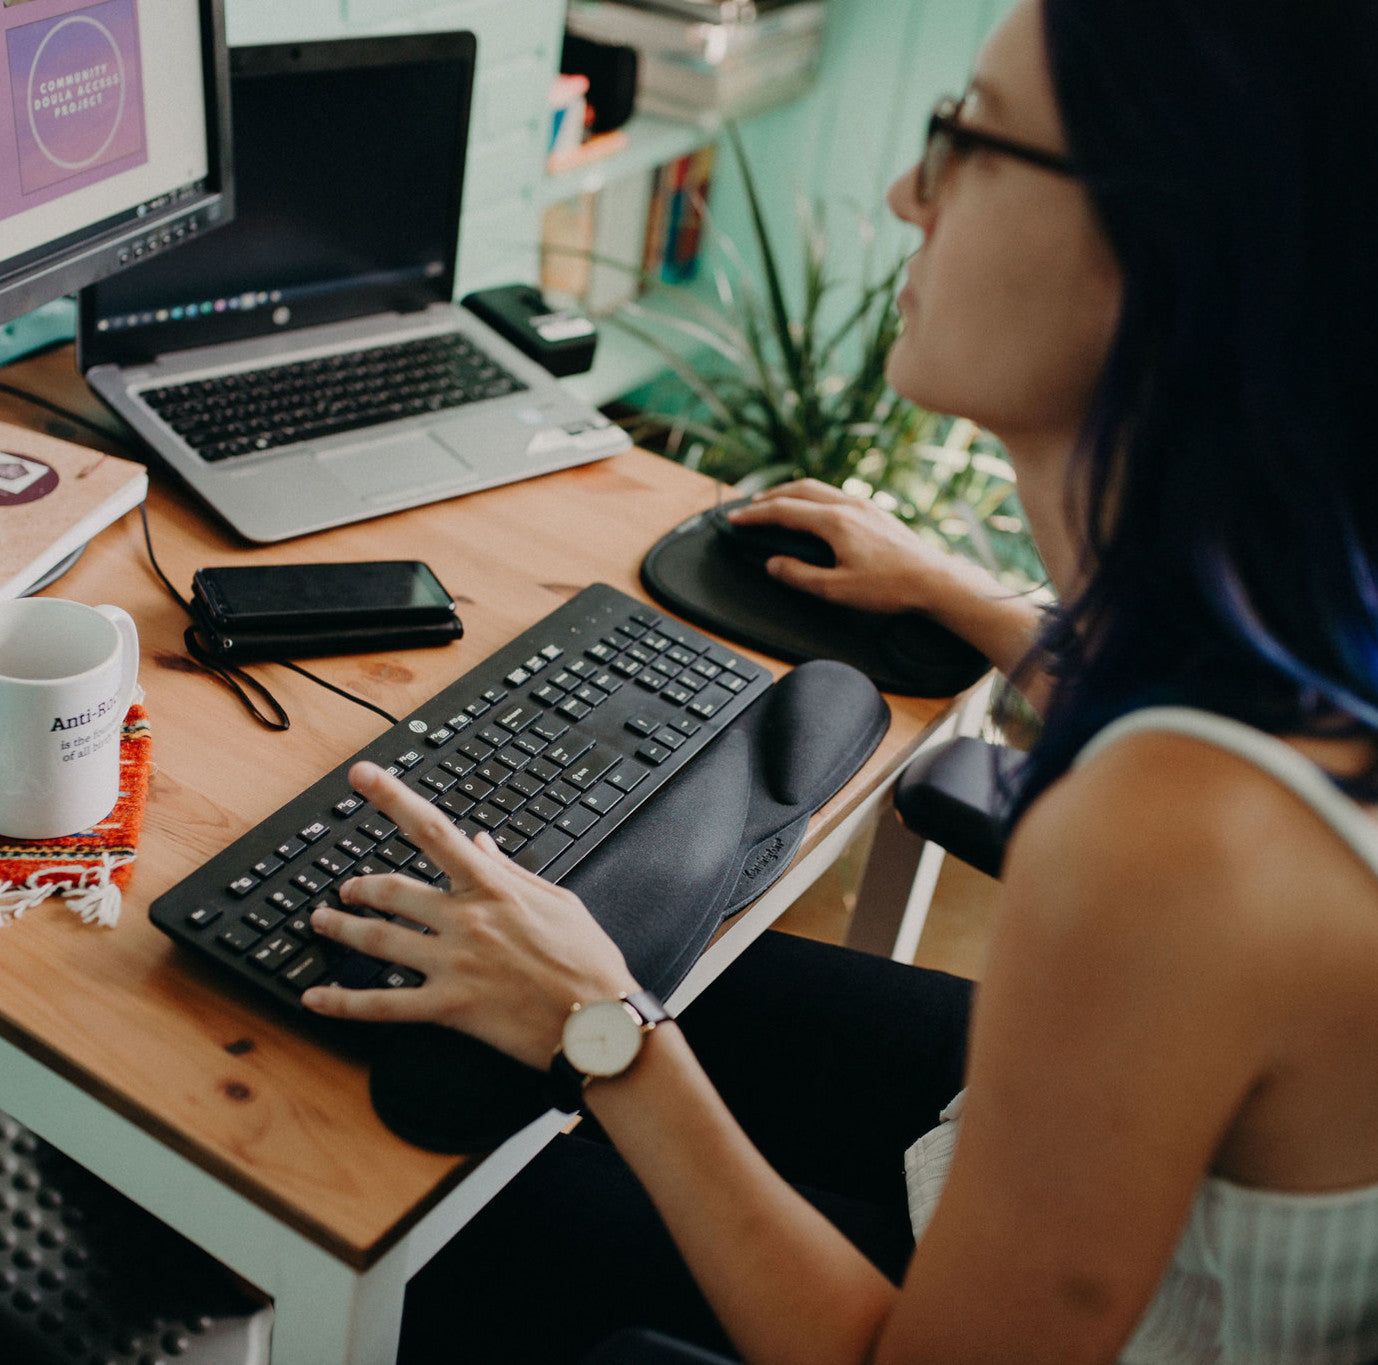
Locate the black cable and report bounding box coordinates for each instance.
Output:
[137,505,399,729]
[278,660,399,725]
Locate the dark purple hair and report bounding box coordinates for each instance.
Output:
[1007,0,1378,824]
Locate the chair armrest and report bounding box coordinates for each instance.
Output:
[892,735,1024,879]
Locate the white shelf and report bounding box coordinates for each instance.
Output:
[540,112,719,206]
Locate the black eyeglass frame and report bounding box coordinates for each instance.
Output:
[917,95,1077,204]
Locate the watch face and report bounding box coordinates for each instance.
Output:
[562,1000,643,1079]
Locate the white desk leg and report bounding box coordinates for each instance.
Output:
[270,1240,409,1365]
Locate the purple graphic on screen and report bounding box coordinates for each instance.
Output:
[4,0,146,203]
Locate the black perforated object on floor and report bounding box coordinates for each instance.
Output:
[0,1111,273,1365]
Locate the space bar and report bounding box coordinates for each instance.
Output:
[514,828,574,874]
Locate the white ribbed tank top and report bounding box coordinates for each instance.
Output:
[904,707,1378,1363]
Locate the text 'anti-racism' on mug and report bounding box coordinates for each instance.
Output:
[0,598,140,840]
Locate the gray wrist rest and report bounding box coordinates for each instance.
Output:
[367,659,889,1153]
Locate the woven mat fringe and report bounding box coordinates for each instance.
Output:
[0,853,135,928]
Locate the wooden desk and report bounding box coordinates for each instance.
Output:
[0,353,966,1363]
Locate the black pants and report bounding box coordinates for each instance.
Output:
[399,930,974,1364]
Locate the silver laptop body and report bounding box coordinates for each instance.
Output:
[78,33,627,544]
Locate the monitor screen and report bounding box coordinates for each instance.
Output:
[0,0,232,325]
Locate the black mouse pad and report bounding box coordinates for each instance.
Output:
[367,659,889,1154]
[640,501,989,697]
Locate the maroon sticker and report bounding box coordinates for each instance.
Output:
[0,453,59,504]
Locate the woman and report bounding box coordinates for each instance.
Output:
[302,0,1378,1359]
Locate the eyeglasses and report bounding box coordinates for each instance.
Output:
[916,95,1077,205]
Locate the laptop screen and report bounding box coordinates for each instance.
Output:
[79,31,474,368]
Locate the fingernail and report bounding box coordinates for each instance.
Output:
[311,907,333,926]
[339,877,355,900]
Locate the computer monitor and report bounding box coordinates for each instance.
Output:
[0,0,233,327]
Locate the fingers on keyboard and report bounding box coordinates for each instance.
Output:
[301,982,430,1021]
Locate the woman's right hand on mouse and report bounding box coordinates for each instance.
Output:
[727,478,1001,618]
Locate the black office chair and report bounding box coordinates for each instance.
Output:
[0,1110,272,1364]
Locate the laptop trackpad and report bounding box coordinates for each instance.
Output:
[317,433,472,504]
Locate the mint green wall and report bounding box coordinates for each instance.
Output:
[706,0,1018,324]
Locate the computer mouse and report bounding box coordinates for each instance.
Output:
[711,504,837,571]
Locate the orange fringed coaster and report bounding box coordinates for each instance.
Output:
[0,703,152,927]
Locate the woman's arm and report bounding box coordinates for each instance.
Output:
[301,751,1277,1365]
[728,481,1050,710]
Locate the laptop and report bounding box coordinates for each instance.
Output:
[77,33,629,544]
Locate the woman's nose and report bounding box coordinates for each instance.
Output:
[888,166,933,233]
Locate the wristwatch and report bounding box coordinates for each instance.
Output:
[546,989,671,1113]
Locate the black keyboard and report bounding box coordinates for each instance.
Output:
[150,585,771,1011]
[137,331,527,464]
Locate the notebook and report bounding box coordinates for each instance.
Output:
[0,423,147,600]
[76,32,628,545]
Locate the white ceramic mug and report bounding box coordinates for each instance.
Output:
[0,598,141,840]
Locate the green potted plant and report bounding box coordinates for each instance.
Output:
[613,128,1047,597]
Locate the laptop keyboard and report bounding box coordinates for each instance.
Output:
[138,331,528,464]
[149,584,771,1011]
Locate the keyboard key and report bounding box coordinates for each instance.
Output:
[481,687,508,706]
[408,856,444,882]
[458,775,495,802]
[610,657,642,678]
[581,783,623,814]
[377,840,416,869]
[625,716,657,737]
[439,792,475,821]
[513,733,548,758]
[425,726,455,747]
[330,955,385,989]
[555,805,599,837]
[666,646,697,667]
[312,848,354,878]
[718,672,749,694]
[556,698,592,722]
[244,907,284,934]
[275,835,308,862]
[458,738,493,763]
[421,770,456,794]
[527,757,562,784]
[393,749,424,771]
[635,672,666,693]
[550,670,580,691]
[249,933,301,974]
[661,684,693,706]
[530,716,569,743]
[564,751,615,791]
[227,874,259,898]
[252,855,284,879]
[333,794,366,818]
[566,658,595,678]
[491,787,527,814]
[496,746,531,772]
[299,821,330,844]
[472,804,508,830]
[545,734,594,767]
[477,760,510,786]
[585,642,617,663]
[508,771,544,798]
[280,947,331,992]
[478,724,508,748]
[672,718,703,736]
[267,889,301,913]
[652,728,686,750]
[504,668,531,688]
[524,654,546,673]
[691,659,722,680]
[492,828,528,854]
[532,683,565,706]
[292,869,331,896]
[186,906,221,929]
[509,811,547,839]
[636,741,672,766]
[358,815,397,842]
[676,671,709,693]
[495,703,538,734]
[539,644,563,661]
[440,755,476,779]
[526,797,563,823]
[513,827,573,874]
[465,699,490,719]
[217,921,261,954]
[607,765,647,793]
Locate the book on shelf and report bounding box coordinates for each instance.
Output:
[541,144,715,315]
[0,423,148,601]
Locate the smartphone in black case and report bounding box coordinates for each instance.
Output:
[189,560,463,661]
